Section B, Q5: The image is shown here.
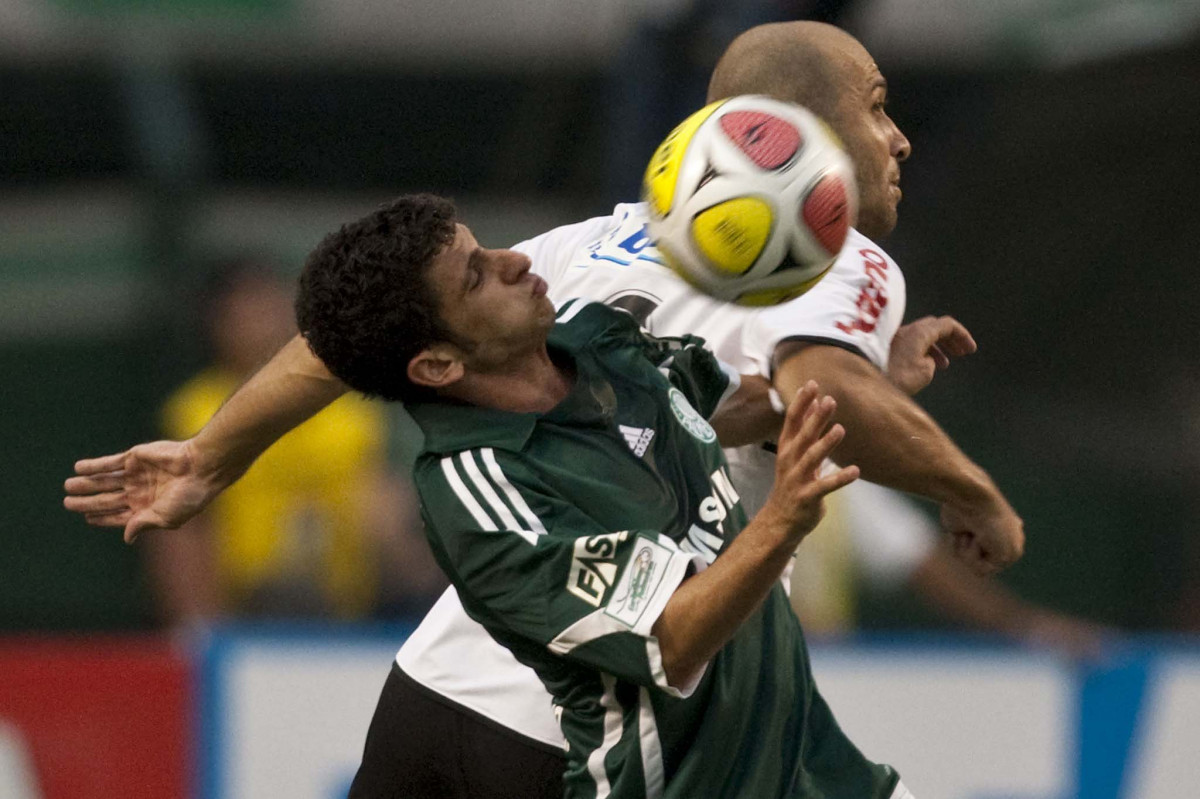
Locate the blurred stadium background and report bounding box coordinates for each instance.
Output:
[2,0,1199,797]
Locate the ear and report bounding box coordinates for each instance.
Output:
[407,343,466,390]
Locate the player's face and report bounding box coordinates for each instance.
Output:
[827,53,911,240]
[426,223,556,368]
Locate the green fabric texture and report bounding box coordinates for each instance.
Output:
[410,301,897,799]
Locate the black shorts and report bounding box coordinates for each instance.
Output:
[348,663,567,799]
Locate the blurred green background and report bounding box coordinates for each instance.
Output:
[3,0,1198,632]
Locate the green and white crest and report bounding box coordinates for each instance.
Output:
[668,387,716,443]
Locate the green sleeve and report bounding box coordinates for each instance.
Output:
[413,447,708,697]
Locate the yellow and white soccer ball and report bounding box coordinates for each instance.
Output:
[643,95,858,306]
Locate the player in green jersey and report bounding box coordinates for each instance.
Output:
[281,192,906,798]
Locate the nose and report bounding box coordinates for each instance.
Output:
[494,248,532,283]
[892,120,912,163]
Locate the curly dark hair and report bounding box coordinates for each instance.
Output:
[295,194,459,403]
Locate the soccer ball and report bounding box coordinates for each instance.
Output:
[642,95,857,306]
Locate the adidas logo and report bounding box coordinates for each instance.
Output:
[619,425,655,458]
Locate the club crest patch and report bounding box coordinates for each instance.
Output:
[668,388,716,443]
[606,535,674,627]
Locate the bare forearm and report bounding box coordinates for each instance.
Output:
[773,344,994,507]
[654,386,858,686]
[908,547,1107,656]
[774,344,1023,574]
[192,334,347,485]
[652,513,797,686]
[710,374,783,448]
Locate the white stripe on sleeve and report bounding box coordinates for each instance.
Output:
[440,456,498,531]
[459,451,536,544]
[712,359,742,416]
[547,608,631,655]
[482,448,548,537]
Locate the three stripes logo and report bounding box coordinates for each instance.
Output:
[439,448,547,545]
[619,425,655,458]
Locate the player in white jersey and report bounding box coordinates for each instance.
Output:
[65,22,1032,799]
[533,205,1104,652]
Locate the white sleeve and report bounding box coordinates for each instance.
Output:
[742,229,908,375]
[711,360,742,417]
[841,480,937,589]
[510,204,638,288]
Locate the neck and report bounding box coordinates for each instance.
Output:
[443,345,572,414]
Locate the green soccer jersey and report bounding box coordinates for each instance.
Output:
[410,300,899,799]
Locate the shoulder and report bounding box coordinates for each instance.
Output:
[827,229,904,284]
[740,229,907,373]
[411,445,552,546]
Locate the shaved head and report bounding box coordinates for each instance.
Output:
[707,22,866,122]
[707,21,912,239]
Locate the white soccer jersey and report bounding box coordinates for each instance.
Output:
[398,202,912,749]
[526,202,907,517]
[526,203,906,380]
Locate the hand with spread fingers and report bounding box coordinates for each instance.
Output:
[63,440,227,543]
[652,381,860,688]
[759,381,861,542]
[64,334,346,545]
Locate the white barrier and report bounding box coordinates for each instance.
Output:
[199,628,1200,799]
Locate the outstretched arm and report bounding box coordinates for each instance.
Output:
[907,544,1109,658]
[186,333,346,476]
[773,341,1023,575]
[840,479,1109,657]
[654,383,858,687]
[64,334,346,542]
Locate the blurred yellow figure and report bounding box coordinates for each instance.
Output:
[162,372,388,618]
[789,489,856,635]
[147,259,441,625]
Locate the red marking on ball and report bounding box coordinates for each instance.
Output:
[719,111,802,170]
[802,175,851,255]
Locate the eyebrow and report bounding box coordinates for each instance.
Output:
[871,77,888,93]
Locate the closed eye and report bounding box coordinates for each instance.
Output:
[466,250,484,291]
